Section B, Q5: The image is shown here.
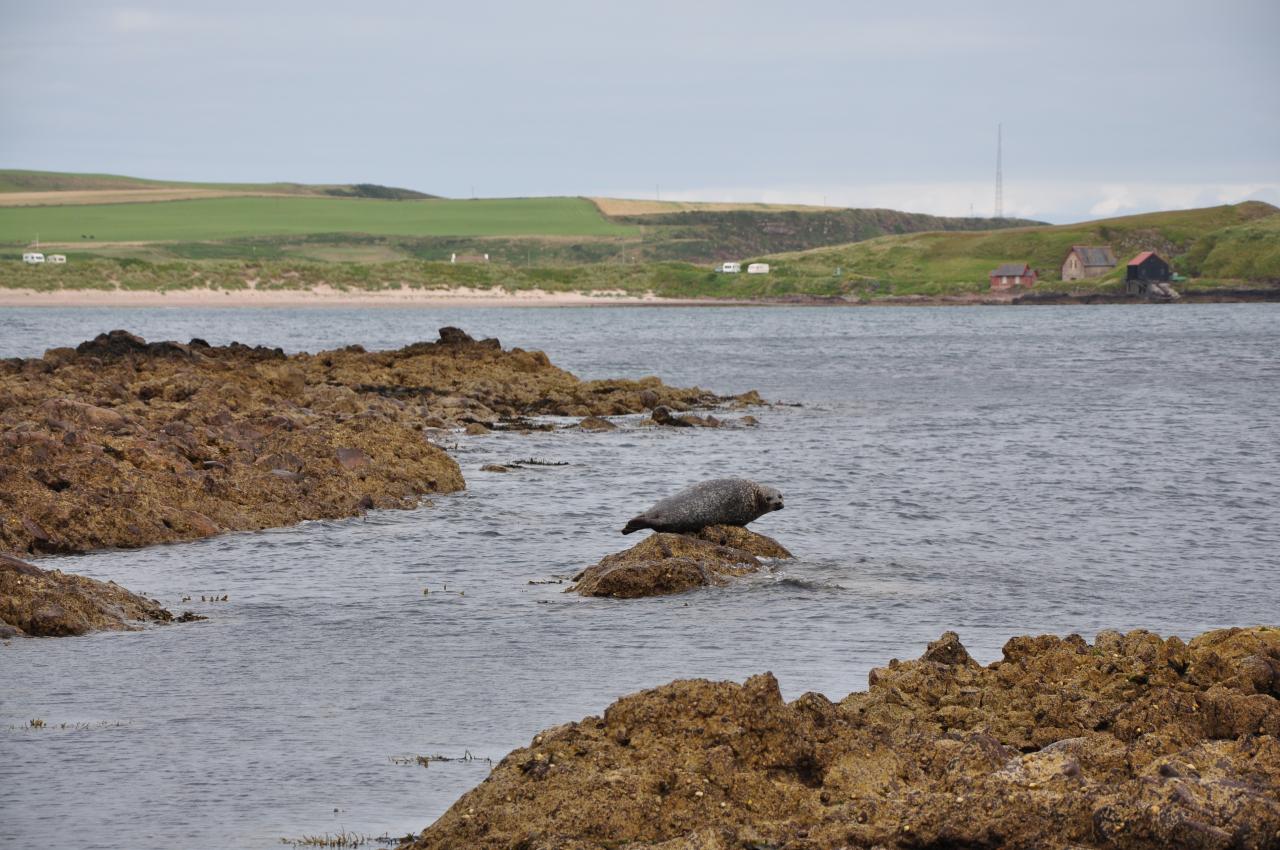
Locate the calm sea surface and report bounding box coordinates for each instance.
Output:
[2,304,1278,849]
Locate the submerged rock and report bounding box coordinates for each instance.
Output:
[651,405,722,428]
[405,626,1280,850]
[577,416,617,432]
[0,328,755,555]
[0,552,178,637]
[571,525,792,598]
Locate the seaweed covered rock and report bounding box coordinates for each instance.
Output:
[405,627,1280,850]
[0,552,178,637]
[571,526,792,598]
[0,329,752,554]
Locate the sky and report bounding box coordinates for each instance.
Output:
[2,0,1278,223]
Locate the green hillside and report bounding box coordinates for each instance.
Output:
[604,208,1043,262]
[0,196,632,243]
[1178,213,1280,281]
[757,202,1280,297]
[0,169,433,198]
[0,173,1041,264]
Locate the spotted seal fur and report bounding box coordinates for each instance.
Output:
[621,478,784,535]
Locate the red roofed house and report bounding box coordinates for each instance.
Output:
[1125,251,1172,296]
[989,262,1037,290]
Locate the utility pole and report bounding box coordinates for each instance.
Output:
[994,123,1003,220]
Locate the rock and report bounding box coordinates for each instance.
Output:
[571,526,791,598]
[650,406,688,427]
[335,447,371,470]
[464,423,491,435]
[480,464,511,473]
[74,329,148,358]
[578,416,617,432]
[1,330,755,555]
[438,326,500,350]
[651,406,721,428]
[437,326,476,345]
[38,399,128,432]
[0,552,177,637]
[921,629,979,667]
[690,524,792,558]
[404,627,1280,850]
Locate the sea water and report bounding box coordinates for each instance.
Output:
[1,304,1278,848]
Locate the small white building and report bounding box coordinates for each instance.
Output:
[715,262,741,273]
[747,263,770,274]
[48,254,67,264]
[22,252,45,264]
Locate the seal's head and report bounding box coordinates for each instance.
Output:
[756,484,784,514]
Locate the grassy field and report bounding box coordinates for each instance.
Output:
[0,196,633,243]
[2,171,1274,301]
[0,171,1041,265]
[758,202,1280,297]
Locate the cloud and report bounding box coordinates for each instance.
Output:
[106,6,221,36]
[109,8,166,33]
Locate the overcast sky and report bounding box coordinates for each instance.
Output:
[2,1,1277,222]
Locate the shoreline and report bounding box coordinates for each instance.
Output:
[0,285,728,308]
[1,285,1276,308]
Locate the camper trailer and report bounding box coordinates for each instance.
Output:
[47,254,67,264]
[22,252,45,264]
[747,263,770,274]
[715,262,741,273]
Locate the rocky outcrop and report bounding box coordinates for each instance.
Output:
[1,329,750,554]
[571,526,792,598]
[0,552,183,637]
[405,626,1280,850]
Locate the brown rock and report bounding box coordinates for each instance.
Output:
[571,526,791,598]
[38,398,128,432]
[406,627,1280,850]
[1,330,753,555]
[0,553,177,637]
[335,447,371,470]
[480,464,511,473]
[651,406,721,428]
[689,524,792,558]
[464,422,491,435]
[578,416,617,432]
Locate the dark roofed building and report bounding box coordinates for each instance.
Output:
[1061,245,1117,281]
[1125,251,1172,296]
[989,262,1037,290]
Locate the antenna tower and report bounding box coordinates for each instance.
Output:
[994,123,1003,219]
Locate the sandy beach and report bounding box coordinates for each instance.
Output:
[0,285,722,308]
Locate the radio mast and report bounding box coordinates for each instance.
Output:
[994,123,1004,219]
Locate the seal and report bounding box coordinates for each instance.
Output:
[621,478,784,535]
